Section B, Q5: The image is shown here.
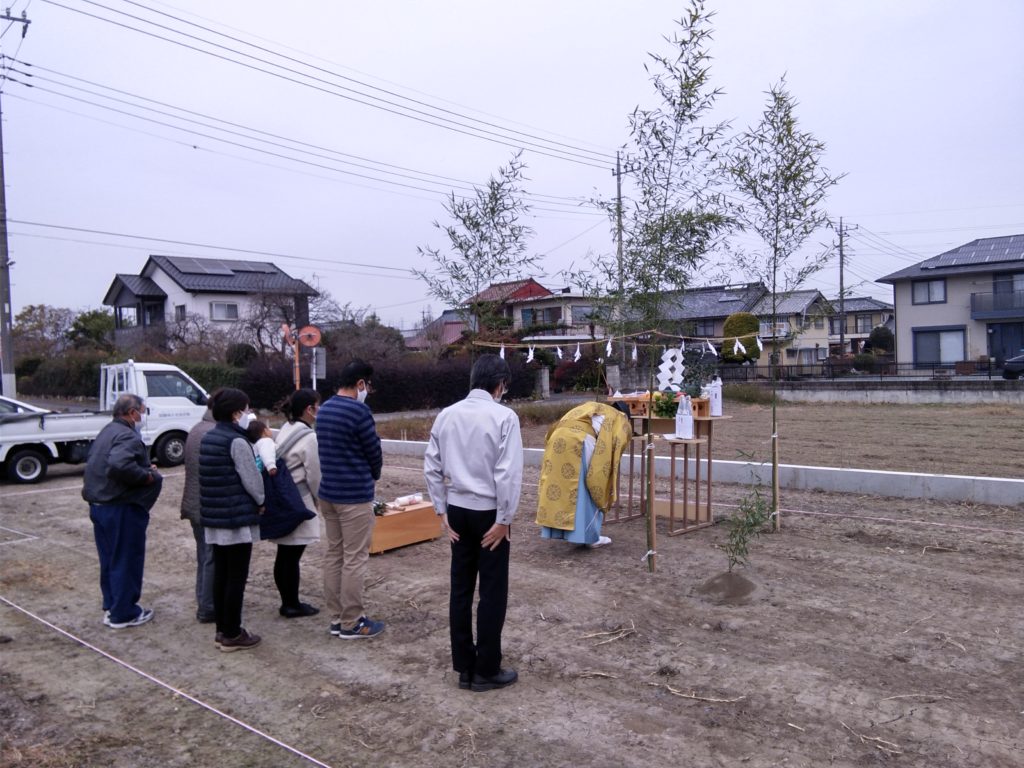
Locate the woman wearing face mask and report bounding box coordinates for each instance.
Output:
[269,388,322,618]
[198,388,266,652]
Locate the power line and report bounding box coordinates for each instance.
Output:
[8,219,424,277]
[4,57,597,207]
[7,230,420,281]
[39,0,614,170]
[114,0,616,162]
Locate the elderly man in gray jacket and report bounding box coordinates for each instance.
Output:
[181,400,217,622]
[82,393,163,629]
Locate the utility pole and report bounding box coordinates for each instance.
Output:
[838,217,845,356]
[0,9,31,397]
[613,152,625,360]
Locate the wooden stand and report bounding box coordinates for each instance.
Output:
[655,436,711,535]
[369,501,442,554]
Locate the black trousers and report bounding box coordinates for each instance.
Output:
[274,544,307,608]
[447,504,510,677]
[212,542,252,638]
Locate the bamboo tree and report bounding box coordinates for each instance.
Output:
[414,151,539,339]
[574,2,732,571]
[727,78,842,530]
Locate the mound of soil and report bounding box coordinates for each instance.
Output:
[695,571,759,604]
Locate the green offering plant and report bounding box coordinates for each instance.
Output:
[723,490,770,572]
[651,391,679,418]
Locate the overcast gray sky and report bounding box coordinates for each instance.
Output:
[4,0,1023,329]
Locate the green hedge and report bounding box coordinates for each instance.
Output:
[17,351,111,397]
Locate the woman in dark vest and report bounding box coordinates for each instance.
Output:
[199,388,265,652]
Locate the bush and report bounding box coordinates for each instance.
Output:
[239,359,295,410]
[868,326,894,354]
[225,343,259,368]
[552,358,603,393]
[18,351,111,397]
[177,362,244,394]
[15,356,44,378]
[853,352,876,373]
[720,312,761,364]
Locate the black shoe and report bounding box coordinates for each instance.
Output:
[471,668,518,692]
[279,602,320,619]
[196,613,216,624]
[458,671,473,690]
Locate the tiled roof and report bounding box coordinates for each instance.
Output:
[103,274,167,305]
[659,282,766,320]
[750,289,826,316]
[879,234,1024,283]
[467,278,550,304]
[827,296,893,312]
[405,309,471,349]
[145,255,317,296]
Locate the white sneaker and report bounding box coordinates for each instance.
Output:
[104,607,154,629]
[587,535,612,549]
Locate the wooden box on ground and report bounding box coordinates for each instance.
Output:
[370,501,442,554]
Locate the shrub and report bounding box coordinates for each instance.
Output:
[868,326,894,354]
[723,490,771,572]
[853,352,876,373]
[239,359,295,410]
[552,358,603,393]
[225,342,259,368]
[18,350,111,397]
[720,312,761,364]
[177,362,244,393]
[15,356,44,378]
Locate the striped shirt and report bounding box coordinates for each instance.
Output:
[316,394,382,504]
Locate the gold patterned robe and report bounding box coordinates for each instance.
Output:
[535,403,632,531]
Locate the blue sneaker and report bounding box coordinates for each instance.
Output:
[336,616,384,639]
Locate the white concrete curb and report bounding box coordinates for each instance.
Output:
[382,440,1024,507]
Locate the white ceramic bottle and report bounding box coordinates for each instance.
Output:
[674,394,694,439]
[709,375,723,417]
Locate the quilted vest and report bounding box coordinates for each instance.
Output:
[199,422,260,528]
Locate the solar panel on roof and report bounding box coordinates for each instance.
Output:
[920,235,1024,270]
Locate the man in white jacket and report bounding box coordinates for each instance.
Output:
[424,354,523,692]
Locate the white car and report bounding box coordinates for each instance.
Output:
[0,395,51,415]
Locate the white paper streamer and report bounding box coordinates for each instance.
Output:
[631,344,638,362]
[499,344,505,359]
[573,343,582,363]
[606,338,613,357]
[526,345,535,363]
[733,338,746,356]
[556,346,563,360]
[706,339,718,356]
[756,336,764,352]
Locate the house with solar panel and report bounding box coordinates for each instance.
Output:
[103,255,317,349]
[878,234,1024,368]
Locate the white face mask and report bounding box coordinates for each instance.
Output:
[356,385,368,404]
[237,411,255,429]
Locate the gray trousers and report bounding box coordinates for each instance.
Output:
[190,520,216,621]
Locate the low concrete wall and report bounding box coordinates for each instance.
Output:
[383,440,1024,507]
[774,379,1024,405]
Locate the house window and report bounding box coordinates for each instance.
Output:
[816,346,828,361]
[912,279,946,305]
[571,305,593,325]
[521,308,536,327]
[814,316,824,329]
[541,307,563,325]
[913,326,965,365]
[856,314,872,333]
[693,319,715,337]
[175,305,187,322]
[210,301,239,321]
[829,317,842,335]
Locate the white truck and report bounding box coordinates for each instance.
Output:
[0,361,209,483]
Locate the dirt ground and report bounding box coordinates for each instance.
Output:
[2,427,1023,768]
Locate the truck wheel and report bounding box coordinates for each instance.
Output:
[6,448,49,483]
[154,432,187,467]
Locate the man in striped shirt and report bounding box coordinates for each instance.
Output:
[316,359,385,639]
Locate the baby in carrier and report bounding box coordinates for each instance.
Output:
[246,420,277,477]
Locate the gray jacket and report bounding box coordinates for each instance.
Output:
[180,409,216,523]
[82,417,162,511]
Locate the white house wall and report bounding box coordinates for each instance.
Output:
[892,275,988,364]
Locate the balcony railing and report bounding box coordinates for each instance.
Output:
[758,321,791,337]
[971,290,1024,320]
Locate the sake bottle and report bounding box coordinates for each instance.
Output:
[674,394,694,439]
[709,375,723,417]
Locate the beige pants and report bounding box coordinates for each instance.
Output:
[320,500,375,626]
